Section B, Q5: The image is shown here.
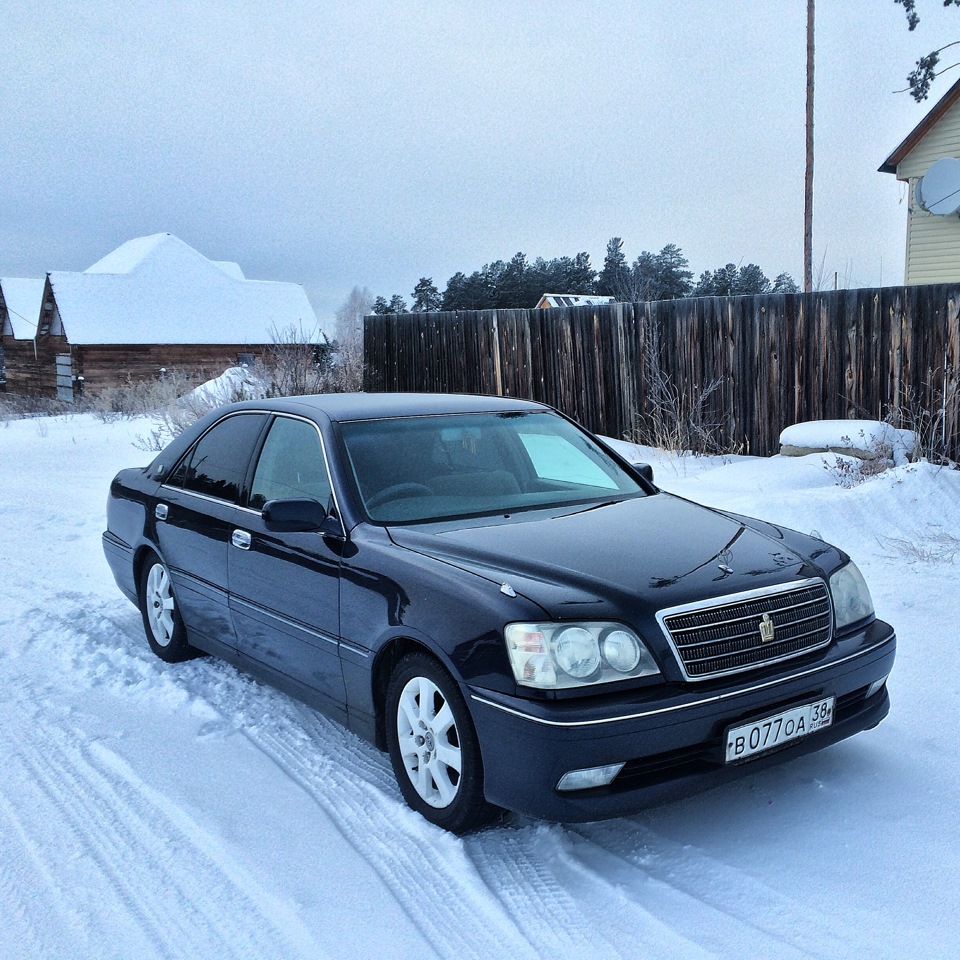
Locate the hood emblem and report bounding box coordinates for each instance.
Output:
[717,549,734,575]
[759,612,776,643]
[500,582,518,598]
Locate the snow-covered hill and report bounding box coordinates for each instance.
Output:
[2,413,958,959]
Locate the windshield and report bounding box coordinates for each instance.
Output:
[339,411,648,523]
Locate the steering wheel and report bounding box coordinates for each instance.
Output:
[366,482,433,509]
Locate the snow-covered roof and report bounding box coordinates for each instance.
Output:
[0,277,45,339]
[537,293,616,308]
[47,233,315,345]
[211,260,245,280]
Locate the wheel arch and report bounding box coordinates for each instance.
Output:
[132,542,161,598]
[371,636,454,751]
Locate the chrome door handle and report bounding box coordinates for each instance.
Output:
[231,529,251,550]
[155,503,169,521]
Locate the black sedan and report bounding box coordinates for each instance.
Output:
[103,393,896,832]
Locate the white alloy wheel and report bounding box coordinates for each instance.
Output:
[145,562,176,647]
[138,553,197,663]
[395,674,463,808]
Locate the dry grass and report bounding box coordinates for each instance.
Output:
[882,531,960,564]
[625,317,733,456]
[887,370,959,468]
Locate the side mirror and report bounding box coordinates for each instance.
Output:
[631,462,654,484]
[262,498,327,532]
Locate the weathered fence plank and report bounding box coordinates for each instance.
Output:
[364,285,960,459]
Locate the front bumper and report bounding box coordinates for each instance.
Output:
[468,618,896,822]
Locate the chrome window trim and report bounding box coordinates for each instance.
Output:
[247,412,346,540]
[159,410,269,504]
[160,409,346,540]
[469,632,893,729]
[157,485,240,509]
[656,577,833,682]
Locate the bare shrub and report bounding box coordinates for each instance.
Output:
[84,368,206,422]
[887,368,959,467]
[822,454,865,488]
[821,431,894,488]
[625,317,731,455]
[264,323,332,397]
[260,323,364,397]
[131,375,247,452]
[0,394,72,421]
[131,325,365,450]
[320,336,365,393]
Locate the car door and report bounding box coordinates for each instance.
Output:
[154,411,269,652]
[228,414,346,720]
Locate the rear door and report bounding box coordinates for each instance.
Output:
[154,412,268,651]
[228,414,346,720]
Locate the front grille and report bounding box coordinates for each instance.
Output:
[658,579,832,681]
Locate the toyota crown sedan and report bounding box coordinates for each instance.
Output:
[103,393,896,832]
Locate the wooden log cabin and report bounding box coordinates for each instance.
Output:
[1,233,318,400]
[0,277,45,393]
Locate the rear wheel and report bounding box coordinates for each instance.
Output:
[385,652,497,833]
[138,552,196,662]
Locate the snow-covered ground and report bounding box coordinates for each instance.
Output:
[2,413,959,960]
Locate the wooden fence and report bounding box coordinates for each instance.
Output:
[364,285,960,459]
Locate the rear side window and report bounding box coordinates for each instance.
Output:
[169,413,266,503]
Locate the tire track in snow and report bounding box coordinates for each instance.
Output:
[464,822,715,960]
[0,788,74,960]
[21,596,872,960]
[29,600,540,960]
[7,712,315,960]
[205,689,541,960]
[571,818,890,959]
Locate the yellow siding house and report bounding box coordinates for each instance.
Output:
[881,77,960,284]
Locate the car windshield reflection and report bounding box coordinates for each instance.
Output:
[339,411,647,523]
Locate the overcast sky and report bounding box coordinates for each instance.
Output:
[3,1,958,324]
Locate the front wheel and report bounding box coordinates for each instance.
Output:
[385,652,497,833]
[138,552,196,663]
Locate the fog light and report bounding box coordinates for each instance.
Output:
[866,676,888,699]
[556,762,625,792]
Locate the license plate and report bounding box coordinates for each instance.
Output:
[725,696,835,763]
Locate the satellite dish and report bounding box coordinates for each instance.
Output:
[916,157,960,215]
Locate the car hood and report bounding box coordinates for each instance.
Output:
[386,493,822,621]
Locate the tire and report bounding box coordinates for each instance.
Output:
[385,652,498,833]
[138,552,196,663]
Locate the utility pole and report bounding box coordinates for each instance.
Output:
[804,0,815,292]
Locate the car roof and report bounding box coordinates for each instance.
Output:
[237,392,549,422]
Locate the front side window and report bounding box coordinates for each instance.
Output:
[169,413,266,503]
[249,416,331,510]
[340,411,646,523]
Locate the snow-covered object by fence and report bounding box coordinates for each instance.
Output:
[780,420,916,467]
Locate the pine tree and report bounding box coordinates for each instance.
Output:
[597,237,628,297]
[411,277,442,312]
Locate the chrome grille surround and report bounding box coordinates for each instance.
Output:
[656,578,833,682]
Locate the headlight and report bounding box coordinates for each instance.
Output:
[554,626,601,678]
[504,621,660,689]
[829,562,875,631]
